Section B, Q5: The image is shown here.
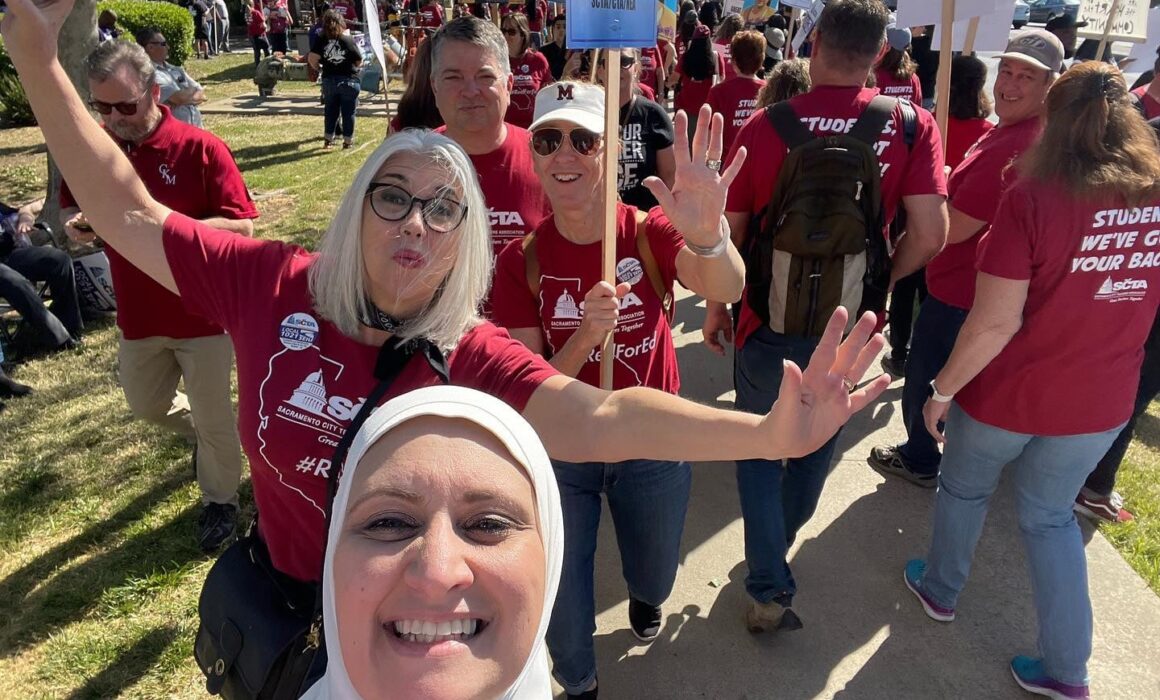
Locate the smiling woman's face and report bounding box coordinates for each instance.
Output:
[332,416,546,700]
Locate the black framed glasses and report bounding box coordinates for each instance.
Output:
[364,183,468,233]
[88,88,150,116]
[530,127,602,157]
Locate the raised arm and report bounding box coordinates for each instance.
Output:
[526,307,890,463]
[2,0,176,292]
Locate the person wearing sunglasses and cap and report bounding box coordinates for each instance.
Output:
[136,27,206,128]
[58,40,258,555]
[490,82,746,699]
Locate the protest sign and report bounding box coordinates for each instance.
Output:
[361,0,388,83]
[931,1,1018,53]
[792,0,825,55]
[568,0,660,48]
[1126,6,1159,64]
[658,0,678,42]
[1078,0,1150,43]
[894,0,996,28]
[740,0,778,25]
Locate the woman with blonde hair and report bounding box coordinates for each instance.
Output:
[754,57,809,110]
[906,62,1160,699]
[4,0,889,692]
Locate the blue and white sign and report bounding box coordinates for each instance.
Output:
[566,0,660,49]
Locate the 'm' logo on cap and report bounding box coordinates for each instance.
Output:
[557,84,574,100]
[1018,36,1048,50]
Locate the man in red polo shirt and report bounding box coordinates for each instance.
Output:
[60,41,258,553]
[429,16,551,258]
[869,30,1060,488]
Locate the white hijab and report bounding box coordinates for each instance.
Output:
[300,386,564,700]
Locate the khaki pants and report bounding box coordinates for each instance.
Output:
[118,334,242,506]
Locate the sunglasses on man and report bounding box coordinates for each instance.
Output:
[88,88,151,116]
[599,54,637,69]
[530,127,602,157]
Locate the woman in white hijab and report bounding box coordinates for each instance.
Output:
[303,385,564,700]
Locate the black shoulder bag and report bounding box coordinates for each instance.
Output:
[194,337,449,699]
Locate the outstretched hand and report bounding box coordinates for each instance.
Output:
[643,104,747,250]
[0,0,75,68]
[762,308,890,460]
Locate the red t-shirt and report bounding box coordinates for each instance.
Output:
[956,180,1160,435]
[330,0,356,21]
[674,52,726,116]
[60,107,258,340]
[639,46,663,95]
[526,0,548,31]
[490,203,684,392]
[925,117,1040,310]
[265,4,290,33]
[436,124,552,256]
[506,51,554,128]
[874,68,922,104]
[637,82,657,102]
[726,86,948,346]
[161,213,559,581]
[417,2,443,28]
[1131,85,1160,120]
[714,40,737,82]
[944,116,994,170]
[707,75,764,158]
[247,7,266,37]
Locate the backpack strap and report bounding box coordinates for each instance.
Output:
[848,94,897,147]
[766,101,815,150]
[522,231,540,299]
[634,209,674,323]
[898,98,918,149]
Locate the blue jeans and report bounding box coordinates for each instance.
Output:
[546,458,692,694]
[897,296,969,475]
[322,77,359,141]
[922,404,1122,686]
[734,325,840,606]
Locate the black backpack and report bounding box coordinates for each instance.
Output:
[744,95,916,338]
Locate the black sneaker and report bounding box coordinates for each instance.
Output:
[868,445,937,489]
[197,502,238,553]
[628,597,662,643]
[880,354,907,378]
[0,373,32,398]
[567,681,598,699]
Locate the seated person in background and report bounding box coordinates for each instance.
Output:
[0,198,84,357]
[300,385,563,700]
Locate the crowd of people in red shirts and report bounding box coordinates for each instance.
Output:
[4,0,1160,698]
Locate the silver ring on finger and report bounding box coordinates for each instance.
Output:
[842,376,856,393]
[706,158,723,171]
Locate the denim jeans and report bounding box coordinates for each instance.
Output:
[322,77,359,141]
[897,296,969,475]
[545,458,691,695]
[922,404,1122,687]
[734,325,840,606]
[887,267,928,361]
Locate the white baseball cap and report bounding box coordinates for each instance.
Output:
[528,81,605,134]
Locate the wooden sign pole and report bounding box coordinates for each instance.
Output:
[1097,0,1123,64]
[963,15,980,55]
[935,0,955,155]
[600,48,622,390]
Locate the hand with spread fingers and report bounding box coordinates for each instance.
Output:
[762,308,891,460]
[643,103,748,251]
[0,0,76,68]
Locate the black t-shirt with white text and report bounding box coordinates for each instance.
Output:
[310,34,362,79]
[618,96,675,210]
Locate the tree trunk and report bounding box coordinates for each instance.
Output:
[39,0,98,249]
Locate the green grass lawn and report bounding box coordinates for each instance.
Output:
[0,52,1158,698]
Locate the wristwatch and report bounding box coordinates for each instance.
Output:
[928,380,954,403]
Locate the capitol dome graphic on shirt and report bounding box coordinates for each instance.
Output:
[287,370,328,415]
[555,289,581,319]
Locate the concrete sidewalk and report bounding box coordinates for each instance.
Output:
[569,290,1160,699]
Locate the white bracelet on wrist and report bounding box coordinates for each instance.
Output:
[929,380,954,403]
[685,218,729,258]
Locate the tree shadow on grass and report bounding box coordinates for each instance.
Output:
[0,143,47,158]
[64,625,179,700]
[199,61,262,84]
[0,470,199,659]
